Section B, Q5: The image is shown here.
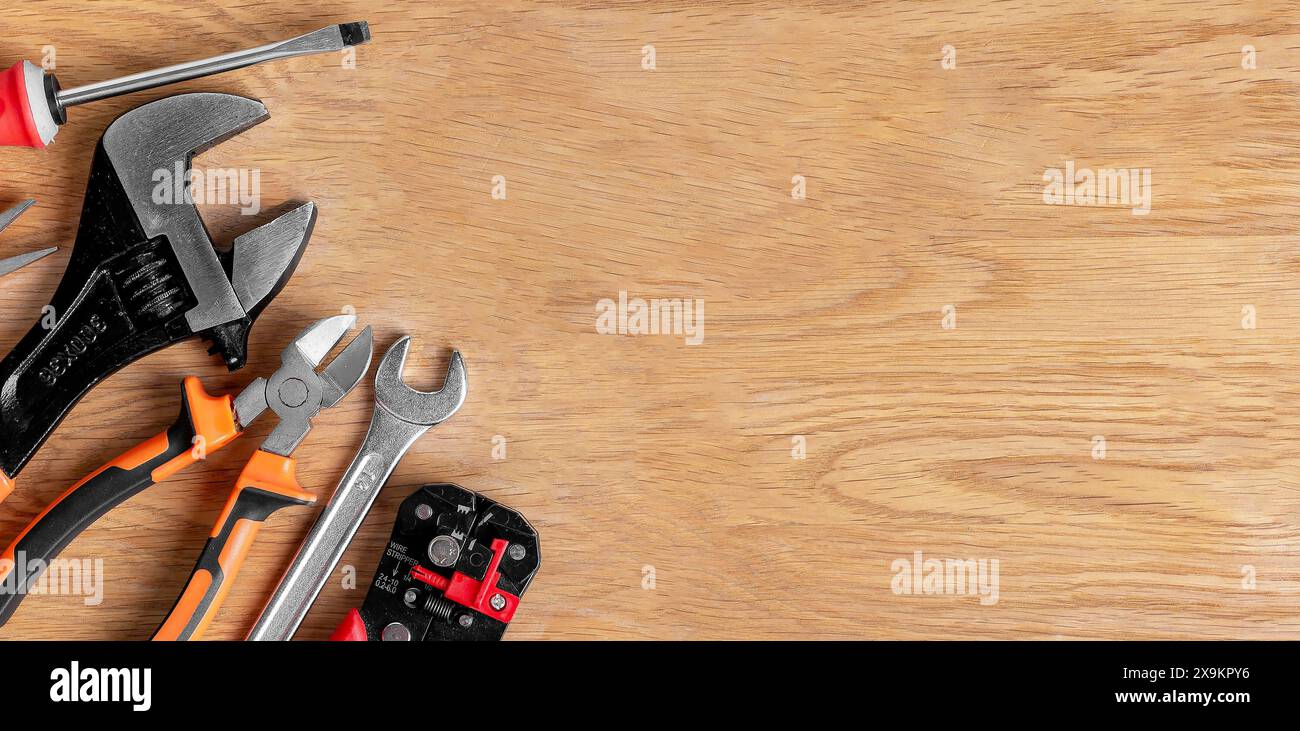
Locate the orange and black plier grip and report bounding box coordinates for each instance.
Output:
[152,450,314,641]
[0,377,241,626]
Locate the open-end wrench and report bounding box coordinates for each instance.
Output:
[247,338,467,641]
[0,93,314,499]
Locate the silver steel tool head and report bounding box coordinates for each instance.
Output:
[373,338,468,427]
[0,200,35,234]
[0,201,57,278]
[276,22,372,57]
[100,93,313,343]
[235,315,374,456]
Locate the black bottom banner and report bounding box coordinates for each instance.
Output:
[0,641,1283,717]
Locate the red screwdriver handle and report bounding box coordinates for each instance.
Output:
[0,62,49,149]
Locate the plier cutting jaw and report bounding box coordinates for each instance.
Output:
[0,200,55,282]
[0,315,372,631]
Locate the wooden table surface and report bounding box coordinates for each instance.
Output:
[1,1,1298,640]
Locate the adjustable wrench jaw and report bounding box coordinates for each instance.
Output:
[98,93,314,368]
[0,93,312,481]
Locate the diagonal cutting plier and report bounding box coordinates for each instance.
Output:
[0,200,56,285]
[152,314,373,640]
[0,314,372,632]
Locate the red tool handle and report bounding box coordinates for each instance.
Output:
[330,608,368,641]
[0,62,47,148]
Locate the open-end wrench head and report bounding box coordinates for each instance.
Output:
[374,338,468,427]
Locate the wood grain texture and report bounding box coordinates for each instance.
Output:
[1,1,1298,640]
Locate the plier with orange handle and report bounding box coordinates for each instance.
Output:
[0,314,372,636]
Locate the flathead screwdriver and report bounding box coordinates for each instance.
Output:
[0,21,370,149]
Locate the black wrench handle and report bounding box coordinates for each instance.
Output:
[0,264,177,482]
[0,143,196,485]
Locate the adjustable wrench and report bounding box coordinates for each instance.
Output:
[248,338,467,640]
[0,93,315,498]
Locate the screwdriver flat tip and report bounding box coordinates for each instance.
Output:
[339,22,372,46]
[0,199,37,232]
[53,21,375,112]
[0,247,58,278]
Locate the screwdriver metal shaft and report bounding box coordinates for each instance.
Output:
[57,22,371,109]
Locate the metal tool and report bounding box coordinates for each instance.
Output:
[331,483,540,642]
[0,315,372,629]
[248,338,467,641]
[154,315,373,640]
[0,93,315,499]
[0,200,56,279]
[0,22,370,148]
